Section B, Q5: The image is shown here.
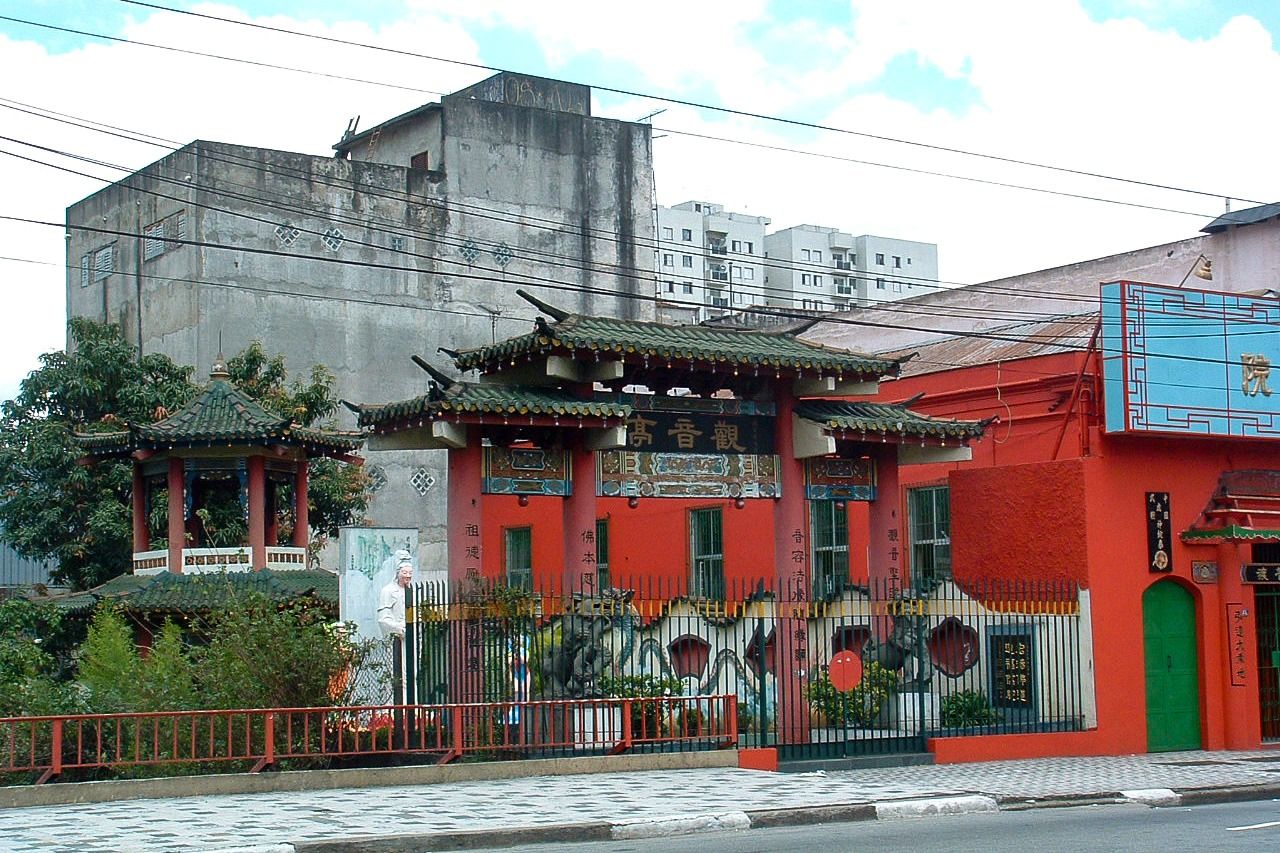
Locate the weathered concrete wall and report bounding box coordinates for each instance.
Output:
[66,85,656,569]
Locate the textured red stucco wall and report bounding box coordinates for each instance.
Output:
[949,458,1089,588]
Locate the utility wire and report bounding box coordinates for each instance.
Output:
[115,0,1269,207]
[0,102,1182,324]
[1,9,1269,229]
[4,134,1211,341]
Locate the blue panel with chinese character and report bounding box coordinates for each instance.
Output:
[1100,281,1280,437]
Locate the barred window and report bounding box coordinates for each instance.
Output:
[504,527,532,591]
[92,244,115,281]
[909,485,951,589]
[690,507,724,599]
[811,500,849,597]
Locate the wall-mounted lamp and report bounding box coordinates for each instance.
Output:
[517,494,529,507]
[627,496,639,509]
[1177,254,1213,288]
[734,497,746,510]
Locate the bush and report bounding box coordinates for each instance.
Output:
[599,673,684,737]
[0,599,81,717]
[807,662,899,727]
[78,606,141,712]
[940,689,999,728]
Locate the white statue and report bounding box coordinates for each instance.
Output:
[376,551,413,638]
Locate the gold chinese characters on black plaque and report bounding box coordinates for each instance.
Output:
[1146,492,1171,573]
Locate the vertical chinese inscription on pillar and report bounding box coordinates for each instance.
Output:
[1228,603,1249,686]
[886,526,901,593]
[1146,492,1171,573]
[580,527,596,590]
[464,522,482,675]
[790,527,809,666]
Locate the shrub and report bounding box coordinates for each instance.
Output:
[940,689,999,728]
[78,605,141,713]
[807,662,899,727]
[599,673,684,737]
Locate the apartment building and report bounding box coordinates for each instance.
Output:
[655,201,769,322]
[763,226,939,312]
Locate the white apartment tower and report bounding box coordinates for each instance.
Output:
[655,201,769,322]
[763,226,939,312]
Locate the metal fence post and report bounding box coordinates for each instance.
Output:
[37,719,63,784]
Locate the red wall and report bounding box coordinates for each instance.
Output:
[883,353,1275,757]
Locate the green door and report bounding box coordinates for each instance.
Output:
[1143,581,1201,752]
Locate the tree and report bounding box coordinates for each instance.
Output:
[0,599,81,717]
[0,319,194,588]
[0,321,370,588]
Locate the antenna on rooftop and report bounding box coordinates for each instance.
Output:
[341,116,361,143]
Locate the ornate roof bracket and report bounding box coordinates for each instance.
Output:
[516,288,571,321]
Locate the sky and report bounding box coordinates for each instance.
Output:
[3,1,1280,401]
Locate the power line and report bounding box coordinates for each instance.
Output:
[1,135,1140,342]
[0,102,1136,324]
[114,0,1269,208]
[1,134,1265,352]
[2,9,1268,230]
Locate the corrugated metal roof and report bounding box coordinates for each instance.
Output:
[882,313,1099,379]
[0,538,57,589]
[1202,201,1280,234]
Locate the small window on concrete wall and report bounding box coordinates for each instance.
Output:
[504,527,532,591]
[410,151,430,170]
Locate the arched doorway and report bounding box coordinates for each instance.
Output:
[1143,580,1201,751]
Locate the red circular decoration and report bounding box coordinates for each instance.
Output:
[828,650,863,693]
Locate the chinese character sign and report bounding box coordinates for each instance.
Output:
[1146,492,1171,573]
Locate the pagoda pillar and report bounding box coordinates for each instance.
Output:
[166,457,184,574]
[1217,541,1260,748]
[771,387,811,744]
[293,457,310,548]
[247,455,266,570]
[447,430,484,584]
[868,446,902,641]
[132,463,149,553]
[562,441,597,595]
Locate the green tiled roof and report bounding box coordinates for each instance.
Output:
[54,570,338,615]
[75,379,363,456]
[1181,524,1280,543]
[359,382,633,430]
[454,313,899,378]
[796,401,989,440]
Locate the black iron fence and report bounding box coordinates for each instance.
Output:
[404,576,1090,760]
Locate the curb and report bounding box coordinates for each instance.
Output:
[281,783,1280,852]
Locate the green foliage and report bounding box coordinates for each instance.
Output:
[0,321,370,588]
[78,606,141,713]
[0,599,82,716]
[940,689,999,728]
[138,622,196,712]
[807,662,900,727]
[599,673,685,737]
[195,594,356,709]
[0,319,194,588]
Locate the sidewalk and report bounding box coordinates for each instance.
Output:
[4,750,1280,852]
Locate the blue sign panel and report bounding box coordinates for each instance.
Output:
[1101,281,1280,437]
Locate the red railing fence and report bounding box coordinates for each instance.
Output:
[1,694,736,784]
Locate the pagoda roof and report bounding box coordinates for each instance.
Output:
[796,400,990,442]
[51,569,338,616]
[76,372,363,458]
[454,295,901,380]
[1181,471,1280,544]
[359,381,633,432]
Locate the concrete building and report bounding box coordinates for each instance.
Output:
[65,72,656,568]
[763,226,939,313]
[654,201,769,322]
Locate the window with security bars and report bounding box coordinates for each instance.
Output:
[92,244,115,281]
[689,507,724,599]
[811,500,849,597]
[909,486,951,589]
[504,527,532,591]
[595,518,610,589]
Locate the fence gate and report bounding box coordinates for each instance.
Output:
[1258,588,1280,742]
[403,576,1087,762]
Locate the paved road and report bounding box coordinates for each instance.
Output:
[3,750,1280,852]
[481,800,1280,853]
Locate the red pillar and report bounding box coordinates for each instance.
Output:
[772,387,811,744]
[1217,542,1261,748]
[447,430,484,703]
[867,445,902,641]
[562,442,597,595]
[293,457,309,548]
[132,463,149,553]
[247,455,266,570]
[166,457,184,574]
[447,431,484,584]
